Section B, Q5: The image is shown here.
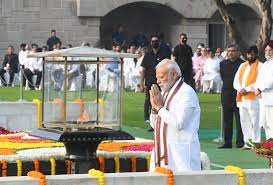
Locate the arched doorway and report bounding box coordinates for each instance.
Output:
[209,3,260,50]
[100,2,182,49]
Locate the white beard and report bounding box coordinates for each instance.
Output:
[161,80,175,92]
[265,55,273,61]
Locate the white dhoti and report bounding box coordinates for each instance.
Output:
[239,106,260,143]
[264,106,273,139]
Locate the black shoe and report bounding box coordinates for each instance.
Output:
[148,127,154,132]
[218,144,232,149]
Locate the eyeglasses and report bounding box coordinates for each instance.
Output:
[151,40,159,43]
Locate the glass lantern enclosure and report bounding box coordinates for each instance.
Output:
[43,58,122,131]
[29,47,139,132]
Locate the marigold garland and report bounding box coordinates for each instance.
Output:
[225,165,245,185]
[98,156,105,172]
[131,156,137,172]
[16,159,22,176]
[0,148,16,155]
[0,141,64,150]
[1,160,7,176]
[88,169,105,185]
[49,158,56,175]
[33,99,42,129]
[27,171,46,185]
[66,160,72,174]
[146,155,151,171]
[114,155,120,173]
[33,159,40,172]
[155,167,174,185]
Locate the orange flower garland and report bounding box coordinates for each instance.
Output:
[0,148,16,155]
[1,160,7,176]
[155,167,174,185]
[131,156,136,172]
[27,171,46,185]
[66,160,72,174]
[98,156,105,172]
[33,159,40,172]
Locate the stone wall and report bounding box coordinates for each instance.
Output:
[0,101,118,132]
[0,102,37,131]
[0,0,100,59]
[0,0,271,60]
[1,169,273,185]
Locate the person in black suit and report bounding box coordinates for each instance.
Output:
[218,44,244,149]
[0,46,19,86]
[140,34,171,131]
[172,33,195,88]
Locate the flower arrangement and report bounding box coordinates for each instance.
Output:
[0,127,19,135]
[249,139,273,158]
[0,127,211,174]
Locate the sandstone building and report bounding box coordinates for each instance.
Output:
[0,0,270,57]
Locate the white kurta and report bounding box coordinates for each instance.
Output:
[201,57,222,93]
[149,79,201,172]
[129,56,143,92]
[18,50,28,66]
[123,58,136,89]
[255,58,273,139]
[233,61,263,143]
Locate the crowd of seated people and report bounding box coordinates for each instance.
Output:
[0,27,228,95]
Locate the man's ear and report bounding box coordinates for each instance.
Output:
[172,70,177,79]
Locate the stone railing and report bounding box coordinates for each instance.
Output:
[1,169,273,185]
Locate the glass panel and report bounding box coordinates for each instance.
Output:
[42,58,121,131]
[43,62,66,129]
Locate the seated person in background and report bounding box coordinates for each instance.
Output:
[23,44,42,90]
[0,46,19,86]
[18,43,28,87]
[129,45,148,92]
[202,49,222,93]
[215,47,224,61]
[67,63,80,90]
[42,46,48,52]
[123,44,137,89]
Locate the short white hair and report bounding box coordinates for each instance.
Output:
[156,59,182,77]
